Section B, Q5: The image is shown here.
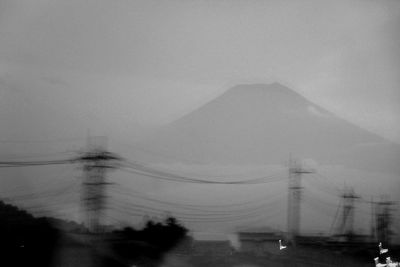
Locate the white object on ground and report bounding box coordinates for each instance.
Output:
[279,239,286,250]
[379,242,389,254]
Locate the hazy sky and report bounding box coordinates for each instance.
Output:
[1,0,400,238]
[0,0,399,143]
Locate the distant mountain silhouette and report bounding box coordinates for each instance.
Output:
[137,83,400,173]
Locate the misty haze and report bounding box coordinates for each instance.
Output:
[1,1,399,267]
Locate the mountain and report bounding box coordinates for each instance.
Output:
[136,83,400,174]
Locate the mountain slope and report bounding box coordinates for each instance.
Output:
[136,83,400,173]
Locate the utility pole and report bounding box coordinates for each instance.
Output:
[370,196,376,242]
[287,157,313,244]
[78,136,120,233]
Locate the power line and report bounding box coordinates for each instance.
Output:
[109,183,284,210]
[0,151,76,161]
[2,182,78,202]
[0,137,84,144]
[108,194,285,218]
[0,159,77,168]
[123,159,286,180]
[118,164,287,185]
[107,186,285,217]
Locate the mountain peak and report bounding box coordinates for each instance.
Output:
[214,83,310,111]
[225,83,306,100]
[229,82,291,91]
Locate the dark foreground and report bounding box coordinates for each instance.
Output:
[52,234,399,267]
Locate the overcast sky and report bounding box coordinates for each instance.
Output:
[0,0,399,144]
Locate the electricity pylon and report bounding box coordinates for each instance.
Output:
[78,136,121,233]
[335,186,359,239]
[287,157,313,244]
